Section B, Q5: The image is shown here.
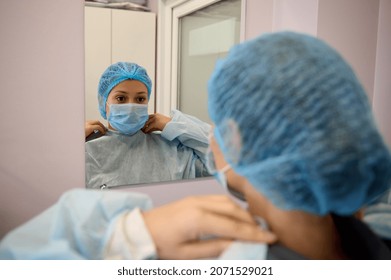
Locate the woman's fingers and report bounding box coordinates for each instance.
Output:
[194,209,277,243]
[190,195,255,224]
[94,125,105,134]
[96,121,107,133]
[93,124,106,134]
[142,195,277,259]
[181,196,276,243]
[142,114,172,133]
[142,115,155,133]
[85,120,107,137]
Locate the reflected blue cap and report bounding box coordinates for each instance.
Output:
[98,62,152,119]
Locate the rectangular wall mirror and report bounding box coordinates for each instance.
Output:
[84,0,241,189]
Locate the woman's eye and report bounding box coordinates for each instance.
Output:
[116,96,126,102]
[136,97,146,103]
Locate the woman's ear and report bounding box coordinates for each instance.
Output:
[354,209,364,220]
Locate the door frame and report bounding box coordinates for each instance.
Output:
[156,0,246,114]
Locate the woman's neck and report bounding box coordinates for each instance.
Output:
[266,209,346,259]
[242,180,347,259]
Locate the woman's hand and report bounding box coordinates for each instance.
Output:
[85,120,107,138]
[142,195,277,259]
[142,113,172,134]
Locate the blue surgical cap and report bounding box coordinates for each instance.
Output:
[98,62,152,119]
[208,31,391,216]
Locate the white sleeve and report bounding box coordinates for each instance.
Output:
[161,109,211,162]
[363,189,391,240]
[0,189,154,260]
[104,208,158,260]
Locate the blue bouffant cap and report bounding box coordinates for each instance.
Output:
[208,31,391,216]
[98,62,152,119]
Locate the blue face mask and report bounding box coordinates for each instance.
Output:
[107,103,148,135]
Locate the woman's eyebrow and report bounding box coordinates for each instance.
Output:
[113,90,129,94]
[113,90,147,95]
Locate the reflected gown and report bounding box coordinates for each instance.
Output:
[85,110,211,188]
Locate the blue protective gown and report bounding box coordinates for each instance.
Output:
[85,110,211,188]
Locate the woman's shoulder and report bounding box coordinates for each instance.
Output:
[85,132,122,152]
[147,132,179,147]
[332,214,391,259]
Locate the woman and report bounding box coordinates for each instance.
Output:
[85,62,211,188]
[204,31,391,259]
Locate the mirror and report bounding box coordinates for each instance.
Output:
[84,0,241,189]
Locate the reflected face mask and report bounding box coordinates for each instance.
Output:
[107,103,148,135]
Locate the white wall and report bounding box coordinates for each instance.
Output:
[0,1,85,238]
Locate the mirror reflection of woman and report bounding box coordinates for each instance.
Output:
[85,62,211,188]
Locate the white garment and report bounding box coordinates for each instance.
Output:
[363,189,391,240]
[105,209,268,260]
[0,189,153,259]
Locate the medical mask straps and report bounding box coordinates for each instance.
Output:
[205,146,217,174]
[215,164,231,190]
[107,103,148,135]
[205,135,232,191]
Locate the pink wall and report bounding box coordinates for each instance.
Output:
[244,0,390,147]
[0,1,85,238]
[373,0,391,148]
[244,0,274,40]
[318,0,379,103]
[244,0,319,40]
[272,0,318,36]
[148,0,159,13]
